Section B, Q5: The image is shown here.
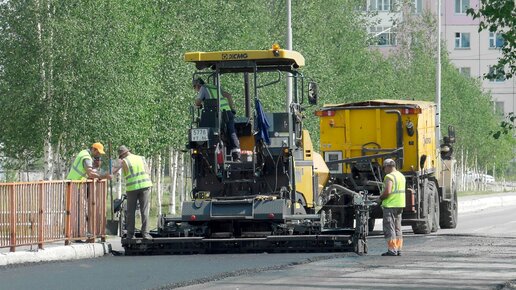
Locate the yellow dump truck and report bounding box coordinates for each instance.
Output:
[316,100,457,234]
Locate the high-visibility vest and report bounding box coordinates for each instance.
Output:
[205,84,231,111]
[123,154,153,192]
[382,170,406,208]
[67,149,92,181]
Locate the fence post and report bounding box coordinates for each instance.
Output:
[9,185,16,252]
[101,181,106,242]
[38,182,45,250]
[65,182,72,245]
[88,181,96,243]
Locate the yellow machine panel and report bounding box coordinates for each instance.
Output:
[313,152,329,197]
[318,100,436,174]
[184,46,305,69]
[295,130,316,208]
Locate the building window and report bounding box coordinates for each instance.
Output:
[494,101,504,115]
[488,66,506,82]
[370,0,392,11]
[412,0,423,14]
[459,67,471,77]
[455,32,470,48]
[489,32,504,48]
[455,0,470,14]
[370,26,397,46]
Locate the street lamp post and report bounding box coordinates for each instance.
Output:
[286,0,293,110]
[436,0,442,147]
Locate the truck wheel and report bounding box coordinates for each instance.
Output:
[440,187,458,229]
[431,187,439,233]
[412,181,434,234]
[368,218,375,233]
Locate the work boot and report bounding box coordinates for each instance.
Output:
[142,233,153,240]
[381,250,397,256]
[124,233,135,240]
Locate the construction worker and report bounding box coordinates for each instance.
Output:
[379,158,406,256]
[93,157,102,172]
[193,77,241,161]
[113,145,153,240]
[67,142,111,180]
[67,143,110,242]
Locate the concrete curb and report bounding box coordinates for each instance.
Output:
[0,242,111,267]
[458,194,516,214]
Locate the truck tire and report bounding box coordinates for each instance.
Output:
[431,186,439,233]
[440,186,458,229]
[412,181,434,234]
[368,218,375,233]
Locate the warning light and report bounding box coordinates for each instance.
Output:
[272,43,281,56]
[267,213,275,219]
[190,215,197,221]
[314,110,336,117]
[401,108,422,115]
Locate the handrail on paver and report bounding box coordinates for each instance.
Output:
[0,180,107,252]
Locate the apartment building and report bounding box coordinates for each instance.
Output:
[366,0,515,116]
[443,0,515,116]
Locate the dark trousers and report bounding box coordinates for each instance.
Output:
[223,111,240,152]
[383,207,403,252]
[126,187,151,236]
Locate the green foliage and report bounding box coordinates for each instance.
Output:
[0,1,47,160]
[492,112,515,139]
[0,0,513,175]
[467,0,516,79]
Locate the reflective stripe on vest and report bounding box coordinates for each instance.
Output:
[66,149,92,181]
[382,170,406,208]
[205,84,231,111]
[124,154,153,191]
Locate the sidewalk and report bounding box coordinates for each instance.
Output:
[0,240,112,267]
[458,191,516,213]
[1,192,515,266]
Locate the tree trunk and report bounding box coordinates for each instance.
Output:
[38,0,55,180]
[179,152,185,203]
[54,139,62,180]
[169,149,176,214]
[160,152,165,215]
[156,154,162,217]
[43,133,53,180]
[171,150,179,214]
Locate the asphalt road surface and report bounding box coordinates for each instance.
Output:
[1,203,515,290]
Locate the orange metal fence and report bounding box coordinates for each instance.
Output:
[0,180,107,252]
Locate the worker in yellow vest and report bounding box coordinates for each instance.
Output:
[379,158,406,256]
[67,142,111,180]
[193,77,241,162]
[114,145,153,240]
